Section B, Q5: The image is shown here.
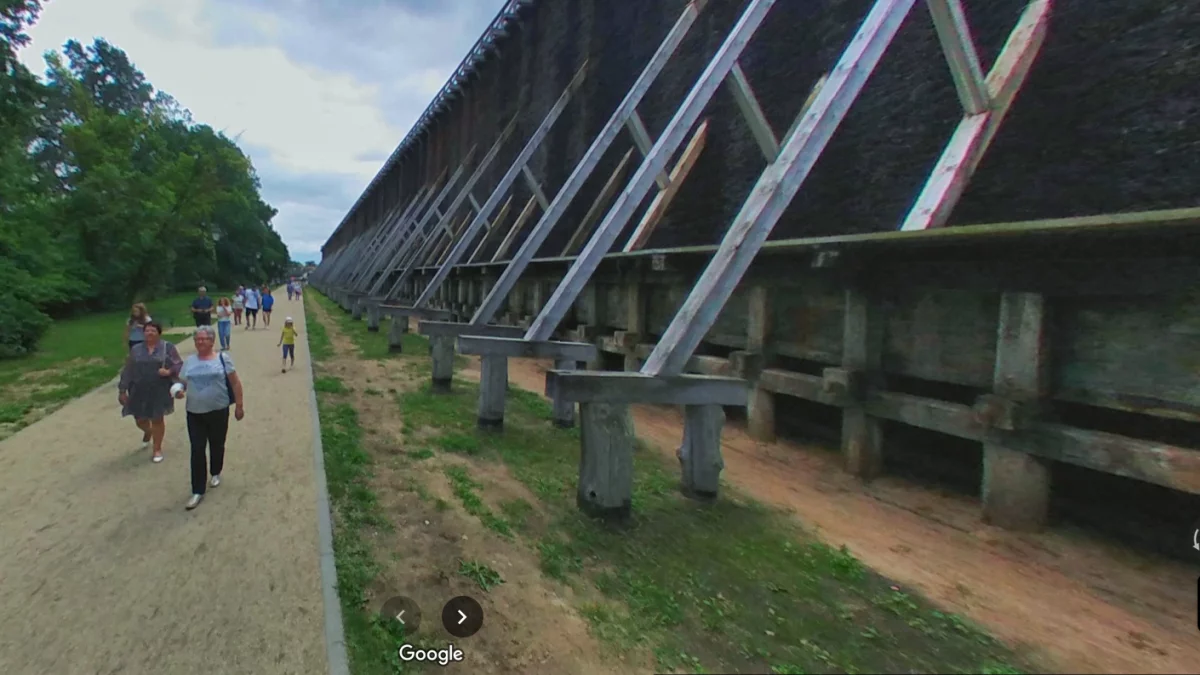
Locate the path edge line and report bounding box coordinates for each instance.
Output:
[302,318,351,675]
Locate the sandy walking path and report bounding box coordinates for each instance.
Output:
[0,296,330,675]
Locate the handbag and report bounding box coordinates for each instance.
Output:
[219,353,234,408]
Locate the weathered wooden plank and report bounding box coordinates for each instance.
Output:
[491,194,540,263]
[725,63,779,160]
[377,304,456,321]
[1014,425,1200,495]
[551,358,577,429]
[841,288,886,479]
[545,371,749,406]
[925,0,989,114]
[366,303,381,332]
[1053,292,1200,420]
[457,336,597,362]
[561,149,635,257]
[622,119,711,252]
[417,321,526,339]
[625,112,671,189]
[388,315,408,353]
[467,194,514,264]
[882,288,997,387]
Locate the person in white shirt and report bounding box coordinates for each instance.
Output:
[243,287,261,330]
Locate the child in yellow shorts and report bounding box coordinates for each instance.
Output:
[278,317,300,373]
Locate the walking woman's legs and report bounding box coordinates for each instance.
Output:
[150,416,166,458]
[186,412,208,495]
[205,408,230,479]
[135,417,151,443]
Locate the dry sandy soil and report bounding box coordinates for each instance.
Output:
[483,356,1200,675]
[0,295,327,675]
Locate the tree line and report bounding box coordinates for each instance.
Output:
[1,0,292,358]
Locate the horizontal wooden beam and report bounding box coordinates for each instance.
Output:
[376,304,455,321]
[417,321,526,339]
[545,371,750,406]
[456,335,597,362]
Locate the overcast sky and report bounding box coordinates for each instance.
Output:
[18,0,502,263]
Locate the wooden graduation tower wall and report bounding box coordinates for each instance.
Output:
[312,0,1200,530]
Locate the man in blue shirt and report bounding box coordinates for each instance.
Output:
[191,286,214,326]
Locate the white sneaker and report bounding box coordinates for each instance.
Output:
[210,475,221,488]
[186,494,203,510]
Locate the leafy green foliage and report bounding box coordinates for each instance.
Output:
[0,3,290,358]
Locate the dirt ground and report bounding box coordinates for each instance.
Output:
[309,303,631,675]
[0,297,327,675]
[471,356,1200,675]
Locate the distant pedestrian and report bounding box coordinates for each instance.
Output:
[124,303,152,351]
[191,286,214,327]
[232,287,244,326]
[244,286,260,330]
[174,326,245,510]
[118,321,182,463]
[286,279,295,301]
[215,297,233,350]
[261,286,275,327]
[278,316,300,373]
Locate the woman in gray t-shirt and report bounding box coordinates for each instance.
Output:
[174,326,246,510]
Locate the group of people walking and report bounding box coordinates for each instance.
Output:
[118,281,301,511]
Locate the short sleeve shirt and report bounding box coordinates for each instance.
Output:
[180,353,236,414]
[192,296,213,313]
[262,294,275,310]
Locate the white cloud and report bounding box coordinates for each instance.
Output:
[17,0,499,261]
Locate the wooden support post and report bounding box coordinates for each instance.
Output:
[351,297,364,320]
[745,284,775,441]
[387,314,406,353]
[552,358,577,428]
[577,402,635,522]
[623,279,645,372]
[477,355,508,431]
[366,303,381,332]
[678,404,726,500]
[840,288,885,479]
[981,292,1051,530]
[430,335,455,393]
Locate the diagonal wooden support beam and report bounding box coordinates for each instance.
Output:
[525,0,780,342]
[925,0,989,115]
[383,114,522,298]
[367,157,474,296]
[469,0,709,325]
[726,63,779,160]
[348,182,437,291]
[490,194,540,263]
[521,164,551,210]
[413,61,591,309]
[642,0,918,377]
[467,194,515,263]
[900,0,1050,231]
[625,112,672,189]
[622,119,711,252]
[561,148,634,257]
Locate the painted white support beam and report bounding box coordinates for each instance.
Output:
[926,0,989,115]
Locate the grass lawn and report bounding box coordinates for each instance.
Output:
[307,290,1031,675]
[0,289,236,439]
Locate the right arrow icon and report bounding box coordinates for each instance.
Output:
[442,596,484,638]
[458,610,468,625]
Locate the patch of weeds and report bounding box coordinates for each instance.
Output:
[980,663,1024,674]
[303,296,334,361]
[407,448,435,460]
[537,536,584,581]
[435,431,483,455]
[498,498,533,530]
[314,375,349,394]
[442,465,513,538]
[458,559,504,592]
[434,498,451,512]
[309,292,392,360]
[364,387,383,396]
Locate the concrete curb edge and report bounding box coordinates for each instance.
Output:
[302,300,352,675]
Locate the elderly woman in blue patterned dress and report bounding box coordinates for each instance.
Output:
[118,321,183,462]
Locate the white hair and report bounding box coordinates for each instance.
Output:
[193,325,218,340]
